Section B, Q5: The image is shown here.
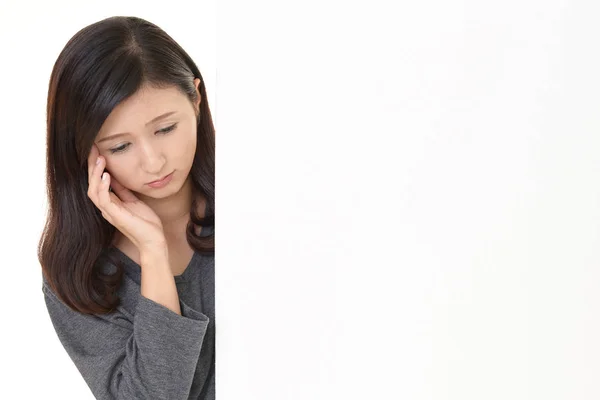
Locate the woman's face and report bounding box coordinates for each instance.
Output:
[94,79,201,198]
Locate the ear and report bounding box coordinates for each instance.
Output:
[194,78,202,112]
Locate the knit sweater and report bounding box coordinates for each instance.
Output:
[42,226,215,399]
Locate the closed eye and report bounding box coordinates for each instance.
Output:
[109,123,178,154]
[157,123,177,134]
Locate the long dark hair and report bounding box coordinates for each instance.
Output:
[38,16,215,315]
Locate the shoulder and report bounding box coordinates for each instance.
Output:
[199,224,214,237]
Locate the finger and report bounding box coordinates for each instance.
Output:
[87,153,105,206]
[97,172,122,223]
[109,176,140,203]
[87,144,100,183]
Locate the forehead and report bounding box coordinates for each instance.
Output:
[99,84,188,133]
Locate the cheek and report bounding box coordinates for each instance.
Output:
[183,136,197,163]
[170,129,197,159]
[105,159,137,186]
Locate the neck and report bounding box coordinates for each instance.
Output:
[111,175,206,249]
[136,174,194,236]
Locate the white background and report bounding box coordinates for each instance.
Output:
[1,0,599,399]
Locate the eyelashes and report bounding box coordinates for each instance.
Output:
[109,123,178,154]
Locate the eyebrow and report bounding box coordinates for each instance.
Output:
[97,111,177,143]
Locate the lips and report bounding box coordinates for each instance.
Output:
[148,172,172,184]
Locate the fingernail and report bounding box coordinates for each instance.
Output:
[96,157,101,165]
[102,172,107,181]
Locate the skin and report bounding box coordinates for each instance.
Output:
[88,78,206,275]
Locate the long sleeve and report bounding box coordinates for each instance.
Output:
[42,282,209,400]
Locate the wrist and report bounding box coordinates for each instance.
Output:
[139,242,169,262]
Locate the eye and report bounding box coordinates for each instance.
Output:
[110,144,128,154]
[109,123,178,154]
[157,123,178,134]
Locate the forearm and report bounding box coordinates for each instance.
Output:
[44,267,209,399]
[139,245,182,315]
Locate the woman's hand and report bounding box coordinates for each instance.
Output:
[87,144,166,251]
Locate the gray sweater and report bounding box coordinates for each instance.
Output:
[42,231,215,400]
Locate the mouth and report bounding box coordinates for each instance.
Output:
[147,171,174,184]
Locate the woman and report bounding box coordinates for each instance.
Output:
[38,16,215,400]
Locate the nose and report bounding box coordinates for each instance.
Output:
[139,140,166,174]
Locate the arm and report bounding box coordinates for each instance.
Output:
[139,244,181,315]
[42,266,208,400]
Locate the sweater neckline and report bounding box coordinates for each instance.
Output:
[108,246,198,284]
